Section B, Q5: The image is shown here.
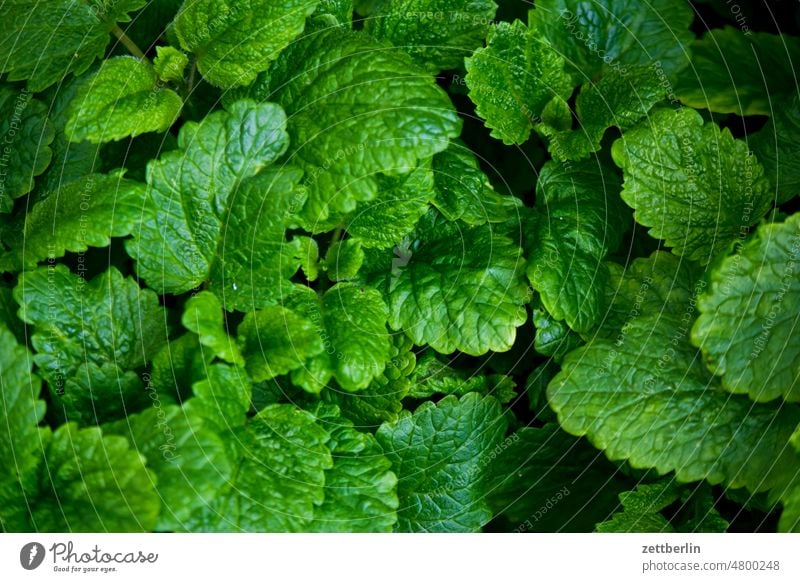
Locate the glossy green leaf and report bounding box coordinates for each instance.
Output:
[377,393,508,532]
[549,310,800,493]
[527,159,626,333]
[238,305,324,382]
[324,239,365,281]
[487,424,628,532]
[310,408,398,532]
[65,57,182,143]
[0,87,55,212]
[388,211,530,355]
[675,28,800,116]
[174,0,319,87]
[182,291,243,365]
[364,0,498,71]
[465,20,571,145]
[11,173,145,268]
[693,214,800,403]
[30,423,160,532]
[15,265,168,424]
[529,0,693,82]
[269,26,461,227]
[103,404,231,531]
[346,165,434,249]
[0,0,148,91]
[125,100,294,297]
[612,108,773,264]
[287,284,392,392]
[431,143,520,225]
[751,96,800,205]
[153,46,189,82]
[0,324,45,531]
[185,405,332,531]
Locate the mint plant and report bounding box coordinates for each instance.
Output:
[1,0,800,533]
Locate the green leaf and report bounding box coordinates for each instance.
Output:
[287,283,392,392]
[153,45,189,82]
[431,143,520,225]
[611,107,773,264]
[0,0,147,91]
[596,482,729,533]
[388,211,529,355]
[751,96,800,205]
[323,333,415,427]
[465,20,571,145]
[346,165,434,249]
[185,364,252,435]
[309,409,398,532]
[238,304,324,382]
[174,0,318,88]
[0,324,45,531]
[15,265,168,424]
[125,100,294,296]
[182,291,243,365]
[30,423,159,532]
[487,424,627,532]
[529,0,693,82]
[37,76,104,193]
[675,28,800,116]
[0,87,55,212]
[595,481,680,532]
[780,482,800,532]
[295,236,320,281]
[269,26,461,227]
[525,363,558,420]
[314,0,354,25]
[532,303,583,360]
[526,159,626,333]
[103,404,231,531]
[693,214,800,403]
[376,393,508,532]
[324,239,364,281]
[549,310,800,493]
[364,0,498,72]
[213,168,307,311]
[149,334,213,404]
[10,173,146,268]
[65,57,182,143]
[596,251,705,340]
[407,352,515,402]
[781,435,800,532]
[185,404,332,532]
[540,65,666,161]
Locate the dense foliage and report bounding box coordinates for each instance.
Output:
[1,0,799,533]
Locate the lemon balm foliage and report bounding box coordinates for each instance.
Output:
[2,0,800,534]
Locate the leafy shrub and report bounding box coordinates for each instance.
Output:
[1,0,799,532]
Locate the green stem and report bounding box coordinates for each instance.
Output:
[317,227,345,295]
[111,25,148,61]
[186,60,197,97]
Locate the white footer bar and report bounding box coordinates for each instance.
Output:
[0,534,795,581]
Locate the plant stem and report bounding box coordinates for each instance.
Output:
[186,60,197,97]
[330,227,344,245]
[111,25,148,61]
